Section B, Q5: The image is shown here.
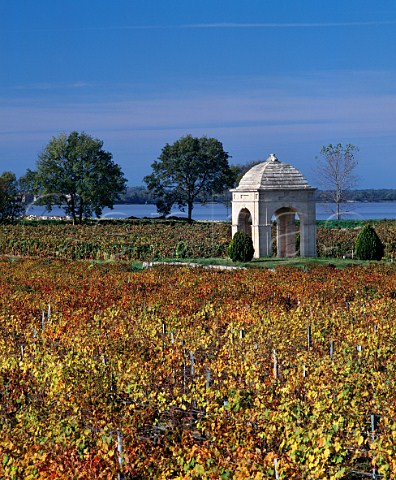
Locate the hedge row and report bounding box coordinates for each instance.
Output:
[1,220,396,260]
[0,221,231,261]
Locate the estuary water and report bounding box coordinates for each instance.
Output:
[24,202,396,222]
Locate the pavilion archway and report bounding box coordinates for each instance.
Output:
[237,208,252,237]
[274,207,300,257]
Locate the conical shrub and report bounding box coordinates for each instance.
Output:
[227,231,254,262]
[354,224,384,260]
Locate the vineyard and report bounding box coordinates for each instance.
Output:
[1,257,396,478]
[0,222,230,261]
[1,220,396,261]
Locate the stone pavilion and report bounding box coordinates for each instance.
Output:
[230,154,316,258]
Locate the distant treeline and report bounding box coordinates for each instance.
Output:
[117,186,396,205]
[316,189,396,203]
[117,186,233,205]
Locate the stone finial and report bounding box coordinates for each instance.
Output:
[268,153,279,162]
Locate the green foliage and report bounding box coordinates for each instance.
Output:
[227,231,254,262]
[144,134,235,222]
[354,224,384,260]
[175,241,188,258]
[32,131,127,224]
[0,171,24,223]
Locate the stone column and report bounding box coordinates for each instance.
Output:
[300,201,317,257]
[300,220,317,257]
[257,224,272,257]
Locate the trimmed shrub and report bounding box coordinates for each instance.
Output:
[175,241,187,258]
[227,231,254,262]
[354,224,384,260]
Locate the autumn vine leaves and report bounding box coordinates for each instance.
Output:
[1,258,396,478]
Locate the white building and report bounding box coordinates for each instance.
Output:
[231,154,317,258]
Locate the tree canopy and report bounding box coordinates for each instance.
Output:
[32,131,127,223]
[314,143,359,220]
[144,134,235,222]
[0,171,24,223]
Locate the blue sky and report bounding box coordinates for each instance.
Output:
[1,1,396,188]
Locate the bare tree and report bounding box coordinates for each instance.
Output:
[315,143,359,220]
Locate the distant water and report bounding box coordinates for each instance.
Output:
[316,202,396,221]
[24,202,396,222]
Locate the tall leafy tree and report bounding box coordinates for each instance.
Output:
[33,131,127,223]
[315,143,359,220]
[0,171,24,223]
[144,134,234,222]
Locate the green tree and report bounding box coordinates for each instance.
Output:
[354,224,384,260]
[33,131,127,224]
[144,134,234,222]
[0,171,24,223]
[227,231,255,262]
[314,143,359,220]
[19,168,37,195]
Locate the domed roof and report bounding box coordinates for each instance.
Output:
[236,154,313,190]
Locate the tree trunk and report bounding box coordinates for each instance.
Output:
[70,195,77,225]
[336,201,341,220]
[77,197,84,224]
[187,201,193,223]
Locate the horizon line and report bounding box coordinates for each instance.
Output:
[182,21,396,29]
[6,20,396,33]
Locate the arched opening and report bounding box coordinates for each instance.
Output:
[274,207,301,257]
[237,208,252,237]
